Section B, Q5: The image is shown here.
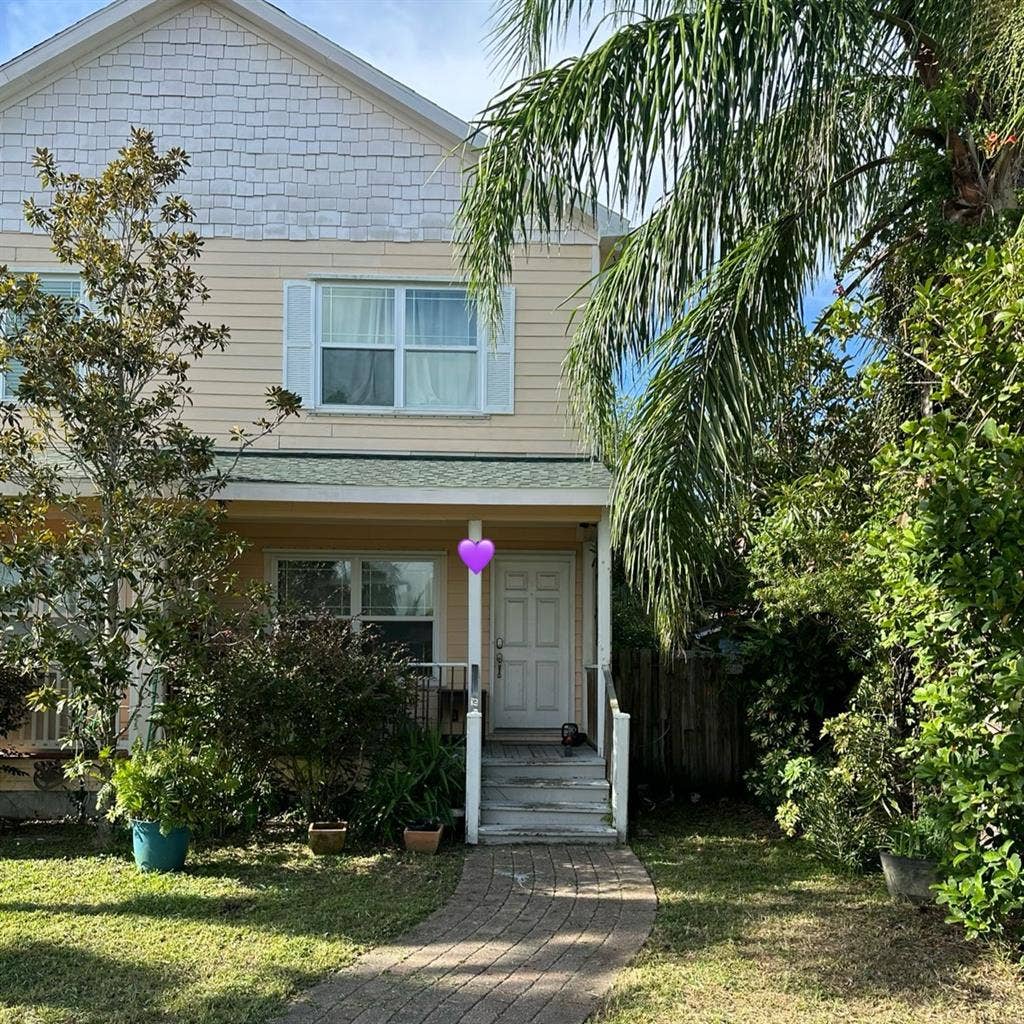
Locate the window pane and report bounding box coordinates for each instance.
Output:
[361,560,434,616]
[321,286,394,345]
[365,620,433,662]
[278,559,351,615]
[38,277,81,300]
[405,351,477,410]
[406,289,477,347]
[322,348,394,406]
[2,357,25,399]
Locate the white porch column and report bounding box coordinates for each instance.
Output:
[581,539,596,735]
[465,519,483,844]
[596,512,612,757]
[467,520,482,672]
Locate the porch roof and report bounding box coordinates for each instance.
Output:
[214,451,612,506]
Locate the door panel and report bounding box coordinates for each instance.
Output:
[492,557,572,729]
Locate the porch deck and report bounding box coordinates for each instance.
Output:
[482,739,603,764]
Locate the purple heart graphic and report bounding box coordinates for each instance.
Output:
[458,538,495,574]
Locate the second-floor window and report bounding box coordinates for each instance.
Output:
[320,284,479,411]
[282,278,515,416]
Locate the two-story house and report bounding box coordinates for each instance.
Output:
[0,0,629,842]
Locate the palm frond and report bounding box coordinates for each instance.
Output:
[461,0,1017,638]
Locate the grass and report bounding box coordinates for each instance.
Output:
[0,823,463,1024]
[595,802,1023,1024]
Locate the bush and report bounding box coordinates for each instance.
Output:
[871,415,1024,936]
[0,661,32,777]
[776,756,886,872]
[355,723,465,841]
[162,612,417,824]
[106,740,246,836]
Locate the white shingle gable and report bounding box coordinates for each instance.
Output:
[0,1,465,242]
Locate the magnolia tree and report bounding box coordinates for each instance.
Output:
[0,129,299,779]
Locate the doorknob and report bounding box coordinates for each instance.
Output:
[496,652,503,678]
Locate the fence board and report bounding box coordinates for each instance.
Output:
[612,648,750,793]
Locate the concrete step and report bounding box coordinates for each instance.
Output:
[481,756,606,781]
[477,823,619,846]
[480,800,610,827]
[482,777,610,804]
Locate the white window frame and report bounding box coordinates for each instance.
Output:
[314,281,484,414]
[266,550,446,662]
[1,271,84,403]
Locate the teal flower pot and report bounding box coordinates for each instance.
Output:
[131,820,191,872]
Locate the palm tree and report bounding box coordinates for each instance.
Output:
[457,1,1024,637]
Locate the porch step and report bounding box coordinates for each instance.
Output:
[482,777,610,805]
[481,755,606,781]
[480,800,609,828]
[477,823,618,846]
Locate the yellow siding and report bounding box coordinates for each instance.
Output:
[0,233,594,455]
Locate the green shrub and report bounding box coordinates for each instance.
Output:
[871,415,1024,936]
[355,724,464,841]
[162,612,416,824]
[777,756,886,872]
[106,740,246,836]
[0,660,32,776]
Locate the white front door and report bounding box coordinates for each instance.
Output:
[491,555,573,729]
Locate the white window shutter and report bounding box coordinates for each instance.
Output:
[483,286,515,414]
[283,280,315,408]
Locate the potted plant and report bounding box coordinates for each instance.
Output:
[880,814,946,904]
[308,820,348,854]
[356,722,464,853]
[107,740,238,872]
[403,820,444,854]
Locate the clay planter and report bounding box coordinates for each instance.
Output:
[308,821,348,855]
[403,822,444,854]
[880,850,937,904]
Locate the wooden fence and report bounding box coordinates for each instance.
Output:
[612,648,751,793]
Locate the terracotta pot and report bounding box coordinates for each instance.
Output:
[308,821,348,855]
[403,823,444,854]
[880,850,937,903]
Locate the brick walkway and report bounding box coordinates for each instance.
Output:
[279,845,656,1024]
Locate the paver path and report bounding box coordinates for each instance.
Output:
[280,845,656,1024]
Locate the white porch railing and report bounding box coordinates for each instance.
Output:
[603,666,630,843]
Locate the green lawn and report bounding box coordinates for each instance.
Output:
[0,824,463,1024]
[596,803,1023,1024]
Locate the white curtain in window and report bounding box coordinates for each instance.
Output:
[405,351,477,409]
[322,286,393,344]
[406,289,476,347]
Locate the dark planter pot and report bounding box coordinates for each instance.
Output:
[308,821,348,855]
[132,820,190,873]
[880,850,938,904]
[404,822,444,854]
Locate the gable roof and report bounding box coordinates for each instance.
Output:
[0,0,478,146]
[0,0,630,239]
